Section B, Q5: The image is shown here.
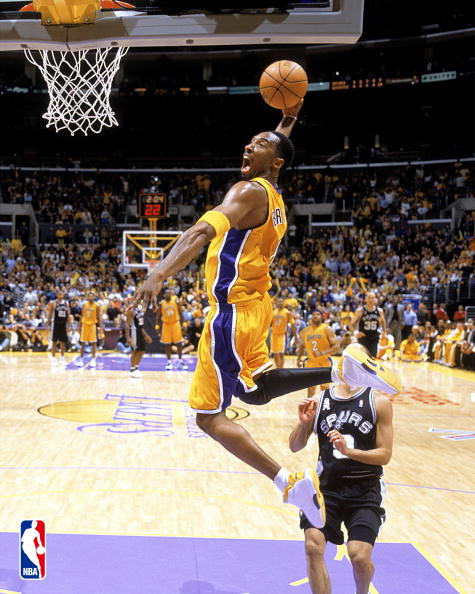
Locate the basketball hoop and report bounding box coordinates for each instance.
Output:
[145,259,160,275]
[20,0,134,136]
[24,45,128,136]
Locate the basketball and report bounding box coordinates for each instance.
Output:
[259,60,308,110]
[37,546,45,555]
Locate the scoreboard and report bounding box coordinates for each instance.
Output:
[137,192,167,219]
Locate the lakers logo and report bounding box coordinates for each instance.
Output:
[38,394,250,437]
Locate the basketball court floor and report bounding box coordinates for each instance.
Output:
[0,352,473,593]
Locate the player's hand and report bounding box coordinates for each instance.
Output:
[128,272,163,312]
[283,98,303,118]
[327,430,350,457]
[356,331,365,338]
[296,358,303,368]
[298,398,317,425]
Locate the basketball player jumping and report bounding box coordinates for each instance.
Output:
[130,99,400,528]
[289,344,393,594]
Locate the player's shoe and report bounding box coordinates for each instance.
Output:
[50,357,57,366]
[75,357,84,367]
[89,357,96,368]
[283,468,325,528]
[130,368,142,378]
[165,361,173,371]
[177,360,188,370]
[60,356,66,366]
[339,344,401,395]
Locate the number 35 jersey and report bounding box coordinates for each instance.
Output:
[359,306,382,343]
[314,386,383,489]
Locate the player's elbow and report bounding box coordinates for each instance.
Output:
[289,438,304,453]
[192,220,216,245]
[381,449,392,465]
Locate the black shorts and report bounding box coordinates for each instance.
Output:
[52,325,67,343]
[358,337,379,358]
[131,326,145,352]
[300,478,386,545]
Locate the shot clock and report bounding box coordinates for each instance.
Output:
[137,192,167,219]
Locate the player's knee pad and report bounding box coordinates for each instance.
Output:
[237,382,272,406]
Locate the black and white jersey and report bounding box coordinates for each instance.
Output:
[359,306,382,342]
[53,300,69,328]
[130,306,146,351]
[314,386,382,489]
[133,306,145,329]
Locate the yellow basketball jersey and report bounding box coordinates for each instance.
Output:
[205,177,287,308]
[401,340,419,356]
[271,308,292,336]
[81,303,98,325]
[301,323,331,359]
[161,298,179,323]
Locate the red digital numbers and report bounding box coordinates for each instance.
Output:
[139,193,167,218]
[144,204,162,216]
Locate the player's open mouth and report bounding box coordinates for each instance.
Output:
[241,155,252,175]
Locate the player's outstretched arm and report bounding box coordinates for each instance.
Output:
[128,181,267,311]
[276,98,303,137]
[289,398,317,452]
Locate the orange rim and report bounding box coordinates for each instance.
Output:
[100,0,136,8]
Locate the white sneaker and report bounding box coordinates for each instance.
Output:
[339,344,401,395]
[89,357,96,368]
[283,468,326,528]
[130,369,142,378]
[60,357,66,366]
[76,357,84,367]
[50,356,58,366]
[178,360,188,370]
[165,361,173,371]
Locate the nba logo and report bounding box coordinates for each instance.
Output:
[20,520,46,580]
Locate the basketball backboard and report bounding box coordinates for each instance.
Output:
[0,0,364,134]
[0,1,364,50]
[122,230,183,273]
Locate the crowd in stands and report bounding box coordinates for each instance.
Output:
[0,161,473,231]
[0,160,473,369]
[1,203,474,367]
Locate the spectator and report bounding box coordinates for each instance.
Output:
[400,334,424,362]
[433,303,449,323]
[0,325,10,351]
[453,305,466,322]
[402,303,418,341]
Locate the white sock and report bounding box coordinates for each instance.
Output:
[273,467,290,493]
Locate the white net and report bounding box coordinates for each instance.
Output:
[24,46,129,136]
